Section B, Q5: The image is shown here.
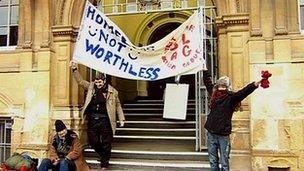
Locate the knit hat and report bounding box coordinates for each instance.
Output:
[55,120,66,132]
[217,76,231,87]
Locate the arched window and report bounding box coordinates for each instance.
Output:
[0,0,19,48]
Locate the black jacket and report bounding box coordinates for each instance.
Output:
[52,130,77,158]
[203,71,258,135]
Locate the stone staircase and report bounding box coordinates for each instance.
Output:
[85,99,210,170]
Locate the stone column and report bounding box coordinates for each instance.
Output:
[250,0,262,36]
[39,0,51,48]
[51,25,85,141]
[274,0,288,35]
[17,0,33,49]
[287,0,300,35]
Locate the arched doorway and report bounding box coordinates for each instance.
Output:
[147,22,196,100]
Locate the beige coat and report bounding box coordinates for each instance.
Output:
[73,70,125,134]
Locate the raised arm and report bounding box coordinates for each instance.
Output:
[70,62,90,90]
[202,70,214,95]
[231,81,260,103]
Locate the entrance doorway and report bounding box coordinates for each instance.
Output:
[147,22,195,100]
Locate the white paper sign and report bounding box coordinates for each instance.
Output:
[163,83,189,120]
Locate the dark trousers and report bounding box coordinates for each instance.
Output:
[38,158,75,171]
[87,115,113,167]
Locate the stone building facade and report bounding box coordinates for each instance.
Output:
[0,0,303,170]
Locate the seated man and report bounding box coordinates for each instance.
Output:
[38,120,89,171]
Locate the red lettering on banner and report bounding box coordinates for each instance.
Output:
[161,55,176,69]
[186,24,195,32]
[182,34,190,44]
[182,45,191,57]
[170,52,177,60]
[182,51,202,67]
[181,34,191,57]
[165,38,178,51]
[161,26,198,69]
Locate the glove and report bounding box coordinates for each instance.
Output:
[260,70,272,89]
[260,78,270,88]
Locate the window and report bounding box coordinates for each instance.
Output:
[0,0,19,48]
[181,0,188,8]
[126,1,137,12]
[0,118,12,162]
[160,0,173,10]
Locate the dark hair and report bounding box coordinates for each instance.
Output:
[94,73,106,80]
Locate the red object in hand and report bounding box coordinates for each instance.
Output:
[260,70,272,88]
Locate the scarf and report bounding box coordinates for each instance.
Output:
[209,89,228,109]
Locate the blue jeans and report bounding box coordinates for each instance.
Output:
[38,158,76,171]
[207,132,231,171]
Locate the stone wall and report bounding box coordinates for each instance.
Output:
[215,0,304,170]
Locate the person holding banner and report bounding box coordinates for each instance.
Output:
[203,71,262,171]
[70,62,125,170]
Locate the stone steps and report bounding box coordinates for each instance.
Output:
[85,99,210,170]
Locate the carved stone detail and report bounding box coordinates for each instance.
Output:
[40,41,51,48]
[216,13,249,28]
[236,0,240,12]
[20,41,33,49]
[268,158,294,168]
[54,0,67,25]
[275,28,288,35]
[59,1,67,24]
[250,29,262,37]
[52,26,79,37]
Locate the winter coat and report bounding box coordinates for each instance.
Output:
[50,130,89,171]
[72,70,125,134]
[203,71,258,135]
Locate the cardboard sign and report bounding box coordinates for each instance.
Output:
[163,83,189,120]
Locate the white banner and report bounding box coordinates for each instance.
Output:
[73,1,206,81]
